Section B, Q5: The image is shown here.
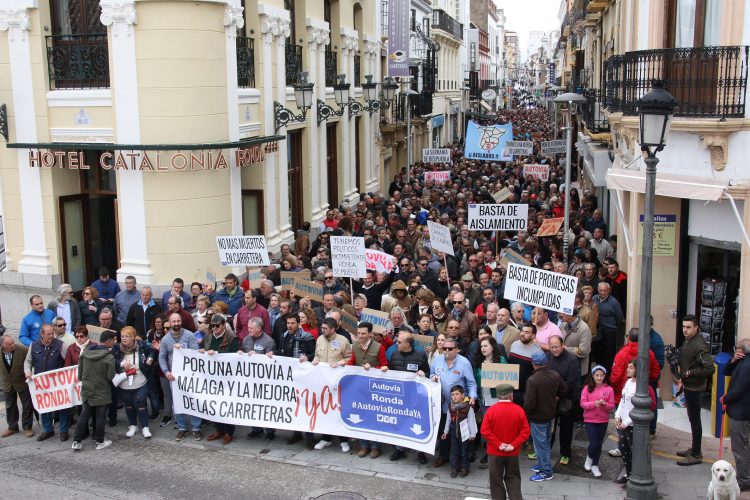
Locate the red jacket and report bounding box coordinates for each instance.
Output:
[611,342,661,402]
[480,400,530,457]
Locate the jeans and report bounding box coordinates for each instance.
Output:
[119,384,149,429]
[175,413,201,432]
[649,380,659,434]
[448,421,470,470]
[160,377,173,417]
[617,426,634,476]
[684,389,703,456]
[359,439,381,450]
[529,420,553,475]
[729,417,750,489]
[585,422,609,465]
[488,455,522,500]
[74,402,106,443]
[147,374,161,416]
[4,388,33,431]
[41,408,69,433]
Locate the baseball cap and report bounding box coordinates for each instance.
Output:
[531,351,548,366]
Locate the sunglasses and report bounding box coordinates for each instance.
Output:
[443,347,456,351]
[211,324,223,329]
[74,334,87,338]
[55,323,67,327]
[452,301,463,304]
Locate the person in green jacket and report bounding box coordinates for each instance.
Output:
[72,330,116,451]
[473,332,508,469]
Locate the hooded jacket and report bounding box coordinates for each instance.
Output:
[610,342,660,402]
[381,280,413,313]
[78,346,115,406]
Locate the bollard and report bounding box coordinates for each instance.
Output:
[711,352,732,439]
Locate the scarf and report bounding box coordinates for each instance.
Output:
[120,340,137,356]
[451,308,463,320]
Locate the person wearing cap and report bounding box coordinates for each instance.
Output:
[524,350,567,481]
[580,365,615,478]
[546,335,580,466]
[460,272,482,312]
[559,308,592,379]
[480,383,530,499]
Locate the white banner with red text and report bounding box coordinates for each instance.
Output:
[171,349,442,453]
[27,365,82,414]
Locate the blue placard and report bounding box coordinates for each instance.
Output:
[338,373,434,443]
[465,121,513,161]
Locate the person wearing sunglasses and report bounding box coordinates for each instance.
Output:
[51,316,76,358]
[430,336,477,469]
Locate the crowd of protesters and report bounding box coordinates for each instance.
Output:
[6,105,739,496]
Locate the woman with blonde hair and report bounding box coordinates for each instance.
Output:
[79,286,101,325]
[111,326,156,439]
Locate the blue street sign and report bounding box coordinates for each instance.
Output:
[338,374,435,443]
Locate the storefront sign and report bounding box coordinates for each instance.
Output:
[426,221,454,256]
[216,236,270,266]
[422,148,451,163]
[387,0,410,77]
[523,164,550,182]
[503,262,578,314]
[171,349,441,453]
[424,171,451,183]
[27,365,82,414]
[468,204,528,231]
[331,236,367,278]
[638,214,676,256]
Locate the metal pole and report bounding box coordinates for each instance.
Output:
[562,105,572,265]
[628,153,658,499]
[406,95,412,185]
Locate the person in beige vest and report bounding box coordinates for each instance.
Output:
[560,309,592,377]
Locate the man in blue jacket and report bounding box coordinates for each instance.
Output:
[723,338,750,492]
[20,295,55,346]
[213,273,244,316]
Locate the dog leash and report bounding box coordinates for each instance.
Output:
[719,400,726,461]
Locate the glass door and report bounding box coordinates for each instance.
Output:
[60,196,87,290]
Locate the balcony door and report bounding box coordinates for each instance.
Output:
[326,124,339,209]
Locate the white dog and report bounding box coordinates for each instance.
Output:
[707,459,740,500]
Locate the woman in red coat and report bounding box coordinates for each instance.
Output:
[65,326,96,366]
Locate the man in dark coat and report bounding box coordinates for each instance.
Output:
[1,336,34,438]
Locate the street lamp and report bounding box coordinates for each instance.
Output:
[274,72,315,134]
[360,75,381,116]
[553,91,586,265]
[402,87,419,184]
[628,80,675,500]
[317,74,349,124]
[381,77,399,109]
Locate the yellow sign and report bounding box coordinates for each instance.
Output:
[480,362,520,389]
[638,214,676,256]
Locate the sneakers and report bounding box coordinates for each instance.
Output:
[314,439,333,450]
[142,427,152,439]
[608,448,622,458]
[95,440,112,450]
[559,456,570,465]
[676,454,702,466]
[193,431,204,441]
[591,465,602,478]
[160,416,173,428]
[584,456,593,471]
[71,441,82,451]
[126,425,138,438]
[527,451,537,460]
[341,442,350,453]
[175,430,189,442]
[530,472,553,481]
[530,464,541,473]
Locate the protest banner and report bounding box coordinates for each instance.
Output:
[280,270,311,291]
[171,349,442,453]
[291,278,325,303]
[426,221,454,256]
[424,171,451,184]
[541,139,566,154]
[360,307,391,333]
[465,121,513,161]
[27,365,82,414]
[339,310,360,335]
[422,148,451,163]
[331,236,366,278]
[535,217,564,237]
[413,334,435,354]
[364,249,397,274]
[505,141,533,156]
[480,363,520,389]
[522,164,549,182]
[492,187,512,203]
[503,262,578,314]
[467,204,528,231]
[86,324,116,343]
[246,267,263,289]
[499,248,532,270]
[216,235,270,266]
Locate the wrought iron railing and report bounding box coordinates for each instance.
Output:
[381,0,389,38]
[431,10,463,41]
[581,88,609,132]
[603,46,749,118]
[410,90,433,117]
[353,54,361,87]
[46,34,109,89]
[285,43,304,86]
[325,49,337,87]
[236,36,256,88]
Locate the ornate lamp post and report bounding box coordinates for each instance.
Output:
[628,80,675,500]
[274,72,314,133]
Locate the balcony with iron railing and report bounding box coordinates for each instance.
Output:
[581,88,609,132]
[285,43,304,86]
[324,49,337,87]
[431,10,463,42]
[236,36,255,88]
[46,34,109,89]
[410,90,434,117]
[353,53,361,87]
[603,46,749,118]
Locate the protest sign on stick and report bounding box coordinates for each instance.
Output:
[216,236,270,266]
[503,262,578,314]
[426,221,454,256]
[331,236,367,278]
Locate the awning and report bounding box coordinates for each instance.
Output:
[605,164,727,201]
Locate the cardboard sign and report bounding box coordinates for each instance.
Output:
[480,362,520,389]
[85,324,116,343]
[506,141,533,156]
[422,149,451,163]
[280,270,311,291]
[365,249,397,274]
[535,217,564,237]
[426,221,454,256]
[413,334,435,353]
[360,308,391,333]
[522,164,549,182]
[499,248,532,270]
[331,236,367,278]
[541,140,566,154]
[424,171,451,184]
[492,187,512,203]
[246,267,263,289]
[468,204,528,231]
[503,262,578,314]
[339,310,360,335]
[216,235,270,266]
[291,279,325,303]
